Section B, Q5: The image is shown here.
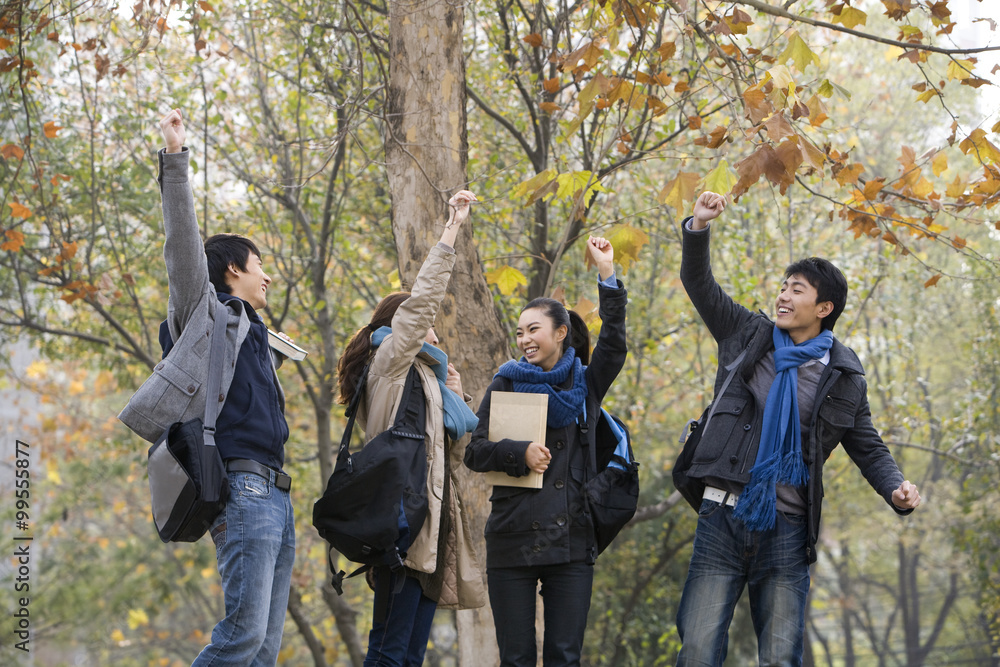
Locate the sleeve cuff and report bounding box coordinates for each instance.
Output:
[598,271,617,288]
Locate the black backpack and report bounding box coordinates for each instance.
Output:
[580,407,640,554]
[312,363,429,595]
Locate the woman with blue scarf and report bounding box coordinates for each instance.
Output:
[336,190,485,667]
[464,236,628,667]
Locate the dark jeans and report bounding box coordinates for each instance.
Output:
[676,499,810,667]
[487,561,594,667]
[364,570,437,667]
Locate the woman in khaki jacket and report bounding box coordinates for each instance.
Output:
[335,190,485,667]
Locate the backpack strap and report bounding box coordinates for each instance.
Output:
[334,360,371,468]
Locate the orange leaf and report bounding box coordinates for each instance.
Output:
[44,121,63,138]
[539,102,560,113]
[542,77,560,94]
[522,33,543,48]
[951,235,967,249]
[687,115,703,130]
[863,178,886,201]
[0,37,12,50]
[694,125,729,149]
[60,240,78,260]
[7,202,32,219]
[923,273,942,288]
[658,42,676,60]
[1,143,25,160]
[835,163,865,186]
[1,229,25,252]
[198,0,214,11]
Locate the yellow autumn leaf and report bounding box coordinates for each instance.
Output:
[511,169,557,201]
[959,129,1000,165]
[778,32,820,73]
[657,171,701,214]
[485,265,528,295]
[127,609,149,630]
[766,65,794,91]
[831,6,867,30]
[946,59,974,81]
[43,121,64,138]
[931,152,948,176]
[201,567,216,579]
[605,224,650,274]
[47,459,62,485]
[110,629,125,643]
[704,160,738,196]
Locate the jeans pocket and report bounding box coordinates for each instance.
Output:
[697,498,721,518]
[778,510,806,525]
[240,473,271,498]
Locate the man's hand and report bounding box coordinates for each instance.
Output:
[891,480,921,510]
[525,441,551,474]
[160,109,185,154]
[691,191,727,230]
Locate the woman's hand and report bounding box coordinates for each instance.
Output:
[439,190,477,247]
[587,235,615,281]
[444,363,464,396]
[525,441,551,474]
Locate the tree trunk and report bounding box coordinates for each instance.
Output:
[385,2,509,664]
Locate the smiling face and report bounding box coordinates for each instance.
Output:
[775,273,833,344]
[516,307,567,371]
[228,252,271,310]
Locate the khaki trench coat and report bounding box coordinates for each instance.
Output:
[356,245,485,610]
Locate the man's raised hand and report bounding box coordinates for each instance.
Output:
[159,109,185,154]
[691,191,727,230]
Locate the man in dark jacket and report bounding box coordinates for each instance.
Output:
[674,191,921,666]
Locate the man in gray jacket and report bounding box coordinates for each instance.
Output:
[120,110,294,666]
[674,190,922,667]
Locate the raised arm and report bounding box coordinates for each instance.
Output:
[585,236,628,402]
[157,109,213,340]
[369,191,477,380]
[679,191,755,342]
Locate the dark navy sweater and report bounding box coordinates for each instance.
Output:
[159,293,289,470]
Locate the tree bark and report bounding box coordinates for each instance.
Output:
[385,1,509,664]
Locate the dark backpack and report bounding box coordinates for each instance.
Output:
[312,364,429,595]
[580,407,640,554]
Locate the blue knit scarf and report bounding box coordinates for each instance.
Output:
[370,327,479,440]
[733,327,834,531]
[495,347,588,428]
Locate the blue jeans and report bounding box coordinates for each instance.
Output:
[364,570,437,667]
[192,470,296,666]
[676,499,810,667]
[487,562,594,667]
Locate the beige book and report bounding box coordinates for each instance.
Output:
[483,391,546,489]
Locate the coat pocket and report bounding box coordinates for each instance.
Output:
[692,396,748,464]
[126,358,202,435]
